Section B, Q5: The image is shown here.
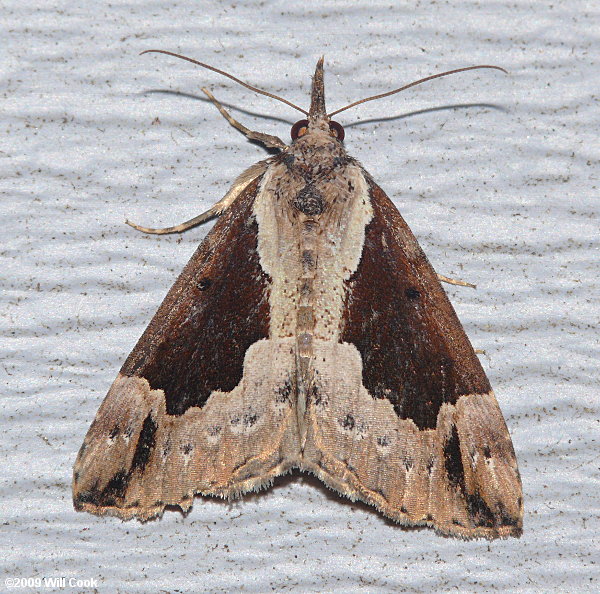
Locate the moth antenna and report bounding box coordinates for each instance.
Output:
[141,50,309,115]
[328,65,508,117]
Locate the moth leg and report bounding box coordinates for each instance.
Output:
[437,274,483,350]
[437,273,476,289]
[201,87,288,150]
[438,273,481,350]
[126,159,271,235]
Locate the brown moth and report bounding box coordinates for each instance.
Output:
[73,53,523,539]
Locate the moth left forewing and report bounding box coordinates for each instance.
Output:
[73,174,301,520]
[302,174,523,539]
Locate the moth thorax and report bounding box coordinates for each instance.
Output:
[293,184,325,216]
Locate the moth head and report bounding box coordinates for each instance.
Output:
[290,119,345,142]
[289,57,345,143]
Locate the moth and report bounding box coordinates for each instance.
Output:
[73,52,523,539]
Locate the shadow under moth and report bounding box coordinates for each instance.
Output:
[73,52,523,539]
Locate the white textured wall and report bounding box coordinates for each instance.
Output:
[1,1,598,591]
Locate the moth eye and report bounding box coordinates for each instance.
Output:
[329,120,345,141]
[291,119,309,140]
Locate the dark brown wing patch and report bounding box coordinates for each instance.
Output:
[340,181,491,430]
[121,176,271,415]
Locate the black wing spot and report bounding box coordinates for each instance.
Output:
[276,379,293,403]
[426,457,435,474]
[444,425,465,490]
[76,470,130,508]
[243,413,259,427]
[405,287,421,300]
[376,435,390,447]
[340,413,355,430]
[498,503,521,528]
[310,384,322,405]
[131,414,157,472]
[196,278,212,291]
[466,492,496,528]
